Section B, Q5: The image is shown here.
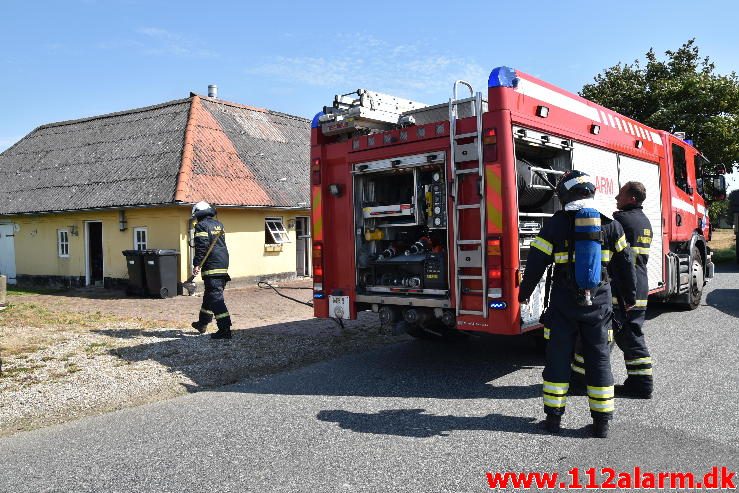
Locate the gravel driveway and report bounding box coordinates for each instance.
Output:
[0,279,406,437]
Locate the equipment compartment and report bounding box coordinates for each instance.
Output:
[353,152,450,297]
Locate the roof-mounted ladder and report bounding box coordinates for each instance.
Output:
[449,81,487,318]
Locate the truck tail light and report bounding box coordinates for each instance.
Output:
[487,236,503,296]
[482,128,497,162]
[311,158,321,186]
[313,242,324,290]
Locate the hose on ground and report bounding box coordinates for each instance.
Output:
[256,281,345,330]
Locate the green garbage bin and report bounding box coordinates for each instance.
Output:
[122,250,147,296]
[143,249,180,298]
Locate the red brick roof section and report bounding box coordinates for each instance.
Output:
[176,96,272,206]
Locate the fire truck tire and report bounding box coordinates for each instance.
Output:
[681,246,704,311]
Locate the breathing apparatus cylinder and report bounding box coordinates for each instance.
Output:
[574,208,602,306]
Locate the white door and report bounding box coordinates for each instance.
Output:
[618,156,663,291]
[295,217,311,277]
[572,143,620,219]
[0,224,17,285]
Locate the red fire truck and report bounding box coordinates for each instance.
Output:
[309,66,727,336]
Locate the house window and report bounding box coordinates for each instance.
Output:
[134,227,148,251]
[265,217,290,244]
[58,230,69,258]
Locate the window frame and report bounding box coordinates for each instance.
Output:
[57,229,70,258]
[133,227,148,251]
[265,217,291,244]
[671,143,689,194]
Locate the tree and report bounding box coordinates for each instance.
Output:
[581,39,739,174]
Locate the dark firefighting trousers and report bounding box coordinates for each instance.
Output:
[543,292,615,420]
[198,276,231,330]
[572,305,653,394]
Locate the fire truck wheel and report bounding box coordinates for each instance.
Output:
[683,246,704,311]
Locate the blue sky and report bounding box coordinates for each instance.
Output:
[2,0,738,188]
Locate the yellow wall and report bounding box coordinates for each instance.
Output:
[1,206,310,284]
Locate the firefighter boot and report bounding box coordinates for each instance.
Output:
[591,417,610,438]
[211,326,232,340]
[615,376,653,399]
[191,322,208,334]
[543,414,561,434]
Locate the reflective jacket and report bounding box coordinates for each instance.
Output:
[612,205,652,310]
[193,216,229,278]
[519,210,637,310]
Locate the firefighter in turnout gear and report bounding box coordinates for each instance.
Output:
[191,201,232,340]
[570,182,654,398]
[518,170,637,438]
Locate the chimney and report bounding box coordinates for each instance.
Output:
[208,84,218,98]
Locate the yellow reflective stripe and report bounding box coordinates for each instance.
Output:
[614,235,628,252]
[601,250,612,262]
[573,353,584,363]
[635,299,648,308]
[632,246,650,255]
[554,252,570,263]
[627,369,653,376]
[587,386,614,398]
[543,395,567,408]
[214,312,230,320]
[530,236,553,255]
[200,309,214,315]
[571,364,585,374]
[575,217,601,226]
[625,357,652,366]
[543,380,568,389]
[608,328,613,342]
[543,327,550,340]
[195,231,209,237]
[612,297,619,305]
[636,236,652,245]
[543,382,569,395]
[202,268,228,276]
[588,398,614,412]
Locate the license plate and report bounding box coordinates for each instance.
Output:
[329,296,350,319]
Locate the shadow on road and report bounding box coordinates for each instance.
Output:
[316,408,594,439]
[96,317,545,400]
[705,289,739,317]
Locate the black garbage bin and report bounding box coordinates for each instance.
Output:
[122,250,147,296]
[143,249,180,298]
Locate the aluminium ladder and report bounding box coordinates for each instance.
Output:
[449,81,487,318]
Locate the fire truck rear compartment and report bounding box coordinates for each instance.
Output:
[352,152,452,328]
[514,127,573,328]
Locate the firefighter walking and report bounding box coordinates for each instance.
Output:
[571,182,654,397]
[518,170,637,438]
[191,201,233,340]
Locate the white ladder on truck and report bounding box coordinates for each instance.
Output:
[449,81,487,318]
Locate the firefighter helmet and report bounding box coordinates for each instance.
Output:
[191,201,215,219]
[556,170,596,205]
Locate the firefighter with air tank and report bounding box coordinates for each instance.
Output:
[571,182,654,398]
[518,170,637,438]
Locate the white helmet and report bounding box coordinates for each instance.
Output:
[191,201,212,218]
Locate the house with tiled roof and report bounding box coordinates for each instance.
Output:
[0,93,312,290]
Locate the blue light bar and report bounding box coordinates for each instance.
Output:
[684,139,694,146]
[311,112,324,129]
[313,292,326,299]
[488,66,519,88]
[489,300,508,310]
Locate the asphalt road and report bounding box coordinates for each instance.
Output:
[1,265,738,492]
